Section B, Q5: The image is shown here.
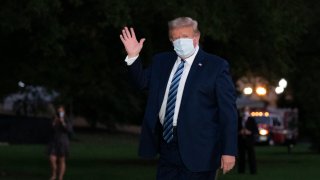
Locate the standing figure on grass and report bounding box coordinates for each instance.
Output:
[47,105,73,180]
[120,17,238,180]
[238,107,259,174]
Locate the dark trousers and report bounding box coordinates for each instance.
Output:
[238,138,257,174]
[156,127,217,180]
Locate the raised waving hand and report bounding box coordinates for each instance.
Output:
[120,27,145,58]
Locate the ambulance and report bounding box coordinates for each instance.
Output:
[250,108,299,147]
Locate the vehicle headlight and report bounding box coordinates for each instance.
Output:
[259,129,269,136]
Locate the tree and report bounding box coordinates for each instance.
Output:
[292,0,320,152]
[1,0,317,144]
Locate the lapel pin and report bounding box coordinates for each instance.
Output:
[198,63,203,67]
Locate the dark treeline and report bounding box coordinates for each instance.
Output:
[0,0,319,150]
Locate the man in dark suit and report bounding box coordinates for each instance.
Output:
[238,108,259,174]
[120,17,238,180]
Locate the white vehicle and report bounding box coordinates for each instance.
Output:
[250,108,298,149]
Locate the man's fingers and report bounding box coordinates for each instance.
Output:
[223,163,227,174]
[122,29,128,40]
[120,26,144,56]
[124,27,132,39]
[139,38,146,46]
[120,34,125,43]
[130,27,136,39]
[221,155,236,174]
[223,165,229,174]
[222,162,235,174]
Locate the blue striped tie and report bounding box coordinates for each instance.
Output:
[163,60,185,143]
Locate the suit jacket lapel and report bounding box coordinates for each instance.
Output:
[180,49,206,110]
[158,53,177,109]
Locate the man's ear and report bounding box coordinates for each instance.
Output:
[194,33,200,46]
[196,32,201,40]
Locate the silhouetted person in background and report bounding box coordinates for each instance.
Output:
[47,105,72,180]
[238,109,259,174]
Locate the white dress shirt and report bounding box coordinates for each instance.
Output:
[125,46,199,126]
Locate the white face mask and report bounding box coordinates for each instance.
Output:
[173,38,196,59]
[59,112,65,118]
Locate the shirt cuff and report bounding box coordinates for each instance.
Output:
[125,55,139,65]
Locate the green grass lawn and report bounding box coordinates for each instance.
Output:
[0,132,319,180]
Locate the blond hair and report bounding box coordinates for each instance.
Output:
[168,17,200,34]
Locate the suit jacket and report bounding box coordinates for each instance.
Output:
[127,48,238,172]
[238,116,259,144]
